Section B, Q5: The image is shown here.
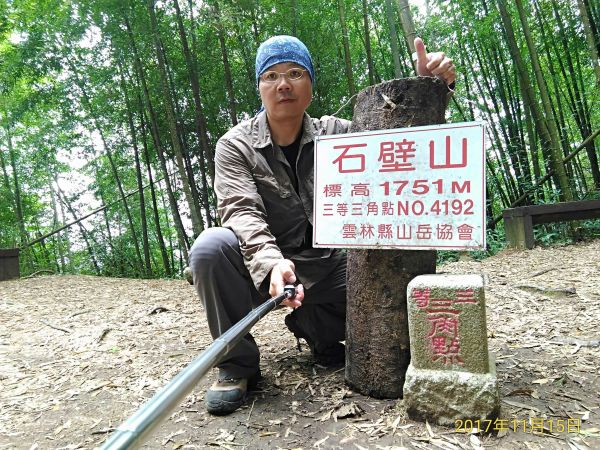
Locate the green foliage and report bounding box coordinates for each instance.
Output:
[437,227,507,266]
[1,0,599,277]
[532,218,600,247]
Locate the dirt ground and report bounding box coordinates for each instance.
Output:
[1,240,599,450]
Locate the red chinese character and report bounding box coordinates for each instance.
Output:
[333,143,367,173]
[397,224,412,239]
[367,202,379,215]
[426,297,459,315]
[436,224,453,240]
[432,336,447,354]
[447,338,462,355]
[360,223,375,238]
[413,288,430,308]
[322,203,333,216]
[416,224,432,239]
[378,139,417,172]
[381,201,394,215]
[455,289,476,303]
[429,136,467,169]
[431,336,464,365]
[351,183,370,196]
[427,307,460,315]
[337,203,348,216]
[446,338,464,364]
[427,315,459,337]
[457,224,474,240]
[342,224,357,238]
[323,184,342,197]
[351,203,363,216]
[378,224,393,239]
[429,298,453,308]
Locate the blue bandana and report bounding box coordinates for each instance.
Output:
[255,35,315,87]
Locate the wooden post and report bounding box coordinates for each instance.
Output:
[0,248,20,281]
[345,77,450,398]
[502,208,534,249]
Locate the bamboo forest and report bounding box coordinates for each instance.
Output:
[1,0,599,278]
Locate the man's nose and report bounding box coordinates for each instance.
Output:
[276,75,292,91]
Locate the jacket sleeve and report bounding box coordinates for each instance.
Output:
[214,137,284,291]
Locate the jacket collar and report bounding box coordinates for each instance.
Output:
[251,110,316,149]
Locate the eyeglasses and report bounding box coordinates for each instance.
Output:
[260,68,307,83]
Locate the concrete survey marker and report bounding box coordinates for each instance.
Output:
[403,274,500,425]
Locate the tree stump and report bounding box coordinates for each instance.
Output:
[345,77,450,398]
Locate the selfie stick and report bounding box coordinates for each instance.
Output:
[100,285,297,449]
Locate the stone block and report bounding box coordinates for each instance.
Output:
[403,274,499,425]
[403,355,500,426]
[407,274,489,372]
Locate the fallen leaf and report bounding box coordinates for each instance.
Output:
[469,434,484,450]
[333,402,364,421]
[85,380,111,393]
[313,435,329,447]
[259,431,278,437]
[502,399,541,412]
[507,388,533,396]
[149,306,169,315]
[215,429,235,442]
[566,439,589,450]
[425,420,435,438]
[580,427,600,437]
[285,428,300,437]
[433,437,460,450]
[53,420,72,436]
[88,419,102,430]
[318,409,333,422]
[339,435,355,445]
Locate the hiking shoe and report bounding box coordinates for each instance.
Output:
[205,373,260,415]
[284,313,345,367]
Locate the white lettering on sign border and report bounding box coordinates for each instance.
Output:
[313,121,486,250]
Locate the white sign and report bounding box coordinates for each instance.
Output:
[313,121,486,250]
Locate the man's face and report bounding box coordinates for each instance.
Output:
[258,62,312,123]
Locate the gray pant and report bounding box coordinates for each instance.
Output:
[189,227,346,379]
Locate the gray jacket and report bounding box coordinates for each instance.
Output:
[214,111,351,290]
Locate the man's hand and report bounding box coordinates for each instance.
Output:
[414,37,456,86]
[269,259,304,308]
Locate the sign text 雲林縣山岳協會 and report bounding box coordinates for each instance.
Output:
[313,121,486,250]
